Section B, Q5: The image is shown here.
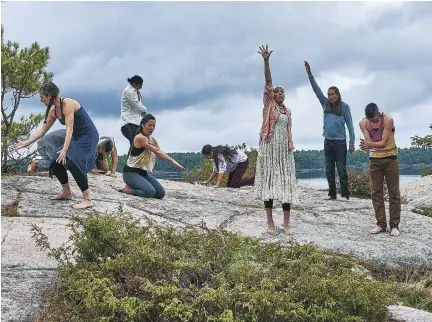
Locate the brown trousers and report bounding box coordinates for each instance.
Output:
[369,158,401,230]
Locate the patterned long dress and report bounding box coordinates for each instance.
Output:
[254,113,299,204]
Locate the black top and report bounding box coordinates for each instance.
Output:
[123,142,147,176]
[130,145,145,156]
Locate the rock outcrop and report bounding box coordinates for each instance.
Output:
[1,174,431,321]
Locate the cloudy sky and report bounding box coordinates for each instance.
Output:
[2,1,431,155]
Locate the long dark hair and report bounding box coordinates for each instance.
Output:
[202,144,237,172]
[104,140,114,153]
[137,114,156,135]
[325,86,342,116]
[40,82,60,123]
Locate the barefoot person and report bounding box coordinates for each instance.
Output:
[28,131,117,177]
[28,129,67,173]
[304,61,355,200]
[12,82,99,209]
[122,114,185,198]
[90,136,118,176]
[200,144,255,188]
[359,103,401,237]
[254,45,299,234]
[119,75,147,192]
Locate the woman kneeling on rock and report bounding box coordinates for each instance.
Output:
[122,114,185,198]
[199,144,255,188]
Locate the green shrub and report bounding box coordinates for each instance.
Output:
[345,169,393,199]
[420,166,432,177]
[347,170,372,198]
[183,157,220,184]
[412,206,432,218]
[366,263,432,312]
[397,287,432,312]
[31,210,399,322]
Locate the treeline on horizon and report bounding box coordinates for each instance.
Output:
[117,147,432,173]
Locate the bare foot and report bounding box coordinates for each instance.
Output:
[118,186,130,193]
[28,159,37,173]
[390,228,400,237]
[72,199,92,209]
[282,223,291,234]
[51,192,72,200]
[370,226,385,234]
[119,187,134,195]
[267,224,277,235]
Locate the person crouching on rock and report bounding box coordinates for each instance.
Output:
[121,114,185,198]
[199,144,255,188]
[27,129,67,173]
[90,136,118,176]
[27,130,118,178]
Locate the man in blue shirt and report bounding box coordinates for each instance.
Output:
[304,61,355,200]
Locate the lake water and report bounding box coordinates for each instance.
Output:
[298,175,421,189]
[153,168,423,189]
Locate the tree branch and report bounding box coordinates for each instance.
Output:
[8,88,22,125]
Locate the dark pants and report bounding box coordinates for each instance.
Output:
[121,123,140,146]
[121,123,140,172]
[123,171,165,199]
[50,159,89,192]
[369,158,401,230]
[324,139,349,198]
[226,160,255,188]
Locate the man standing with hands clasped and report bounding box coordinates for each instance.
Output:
[359,103,401,237]
[304,61,355,200]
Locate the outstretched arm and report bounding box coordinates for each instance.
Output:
[11,111,56,150]
[304,61,328,109]
[258,45,275,110]
[202,172,217,185]
[214,155,227,188]
[215,173,224,188]
[147,137,185,170]
[258,45,273,87]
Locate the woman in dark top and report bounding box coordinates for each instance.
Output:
[122,114,185,198]
[12,82,99,209]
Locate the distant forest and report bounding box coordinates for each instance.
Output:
[117,148,432,173]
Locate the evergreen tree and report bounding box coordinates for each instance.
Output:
[1,25,53,173]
